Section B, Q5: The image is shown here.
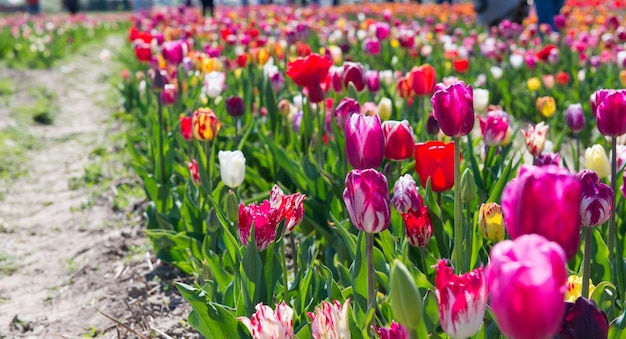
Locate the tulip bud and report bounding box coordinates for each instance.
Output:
[432,81,475,138]
[151,68,166,93]
[595,89,626,137]
[461,168,476,203]
[426,113,440,135]
[578,170,613,227]
[225,190,240,222]
[522,122,549,158]
[192,108,221,141]
[377,98,392,121]
[345,113,385,169]
[186,159,200,185]
[218,150,246,188]
[478,202,505,241]
[585,145,611,179]
[566,103,585,134]
[472,88,489,112]
[206,207,220,232]
[382,120,415,161]
[343,169,390,233]
[537,96,556,118]
[403,206,432,248]
[392,174,422,214]
[478,110,509,146]
[225,96,245,118]
[342,62,366,92]
[390,260,423,330]
[180,115,193,141]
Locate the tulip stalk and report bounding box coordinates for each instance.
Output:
[366,232,376,325]
[608,137,617,264]
[280,236,289,303]
[289,233,299,283]
[582,227,592,299]
[156,93,167,214]
[453,137,463,271]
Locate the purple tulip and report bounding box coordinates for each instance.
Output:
[374,321,408,339]
[391,174,423,214]
[556,297,609,339]
[343,62,366,92]
[366,71,380,93]
[622,172,626,198]
[534,152,561,167]
[566,103,585,134]
[343,169,391,233]
[432,81,475,138]
[375,22,390,40]
[478,110,509,146]
[577,170,613,227]
[426,113,440,135]
[161,40,188,65]
[225,96,245,118]
[345,113,385,169]
[487,234,567,339]
[269,71,285,93]
[595,89,626,136]
[501,165,582,259]
[334,97,360,130]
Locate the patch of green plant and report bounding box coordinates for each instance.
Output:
[0,250,17,275]
[0,78,13,96]
[0,125,37,183]
[15,86,57,125]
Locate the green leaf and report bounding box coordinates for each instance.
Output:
[591,228,612,284]
[590,281,617,320]
[609,308,626,339]
[422,290,439,333]
[350,232,368,325]
[330,212,357,260]
[486,157,519,203]
[242,228,262,286]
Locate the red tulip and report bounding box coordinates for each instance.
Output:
[342,62,366,92]
[402,206,432,248]
[453,59,470,73]
[186,159,200,185]
[537,44,557,62]
[286,54,332,103]
[180,115,193,141]
[382,120,415,161]
[408,64,436,96]
[414,141,457,192]
[556,71,570,85]
[238,200,282,251]
[134,42,152,63]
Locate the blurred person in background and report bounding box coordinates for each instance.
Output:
[25,0,40,14]
[64,0,79,14]
[475,0,530,27]
[200,0,213,17]
[535,0,565,30]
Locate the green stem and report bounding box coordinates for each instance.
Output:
[157,94,166,214]
[609,137,617,264]
[575,135,580,172]
[280,237,289,302]
[418,247,428,275]
[453,137,463,271]
[582,227,592,299]
[366,232,376,325]
[289,233,299,282]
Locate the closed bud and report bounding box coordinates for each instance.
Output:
[151,68,166,93]
[206,207,220,232]
[225,190,239,222]
[461,168,477,203]
[585,145,611,179]
[426,113,440,135]
[478,202,505,241]
[390,260,423,330]
[378,97,392,121]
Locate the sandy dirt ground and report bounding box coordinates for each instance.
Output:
[0,35,199,338]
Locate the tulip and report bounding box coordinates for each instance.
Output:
[377,98,392,121]
[522,122,549,158]
[364,38,381,56]
[566,103,585,134]
[186,159,200,185]
[409,64,437,96]
[365,71,380,93]
[308,300,351,339]
[478,202,505,241]
[342,62,366,92]
[611,145,626,171]
[390,260,423,331]
[472,88,489,112]
[345,113,385,169]
[374,22,390,40]
[192,108,221,141]
[161,40,188,65]
[578,170,613,227]
[452,59,470,73]
[403,206,432,248]
[270,185,306,235]
[490,66,503,79]
[595,89,626,136]
[225,96,245,118]
[382,120,414,161]
[557,297,609,339]
[334,97,360,130]
[510,54,524,68]
[542,75,555,89]
[218,150,246,189]
[527,77,541,91]
[286,54,333,103]
[565,275,595,302]
[414,141,456,192]
[391,174,423,214]
[432,81,475,138]
[460,168,477,203]
[361,102,378,117]
[556,71,570,85]
[239,302,294,339]
[343,169,390,233]
[426,113,440,135]
[585,145,611,179]
[179,115,193,141]
[534,152,561,167]
[487,234,568,339]
[478,110,509,146]
[373,321,408,339]
[501,165,582,259]
[204,71,226,98]
[238,200,282,251]
[435,260,487,339]
[537,96,557,118]
[134,42,152,63]
[160,84,177,106]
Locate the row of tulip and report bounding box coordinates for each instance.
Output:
[114,3,626,339]
[0,13,128,68]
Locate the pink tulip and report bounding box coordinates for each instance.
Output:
[343,169,390,233]
[239,302,294,339]
[366,70,380,93]
[534,152,561,167]
[345,113,385,169]
[334,97,359,130]
[391,174,422,214]
[566,103,585,134]
[594,89,626,136]
[270,185,306,234]
[186,159,200,185]
[501,165,582,259]
[432,81,475,138]
[487,234,567,339]
[161,40,188,65]
[578,170,613,227]
[382,120,415,161]
[478,110,509,146]
[343,62,366,92]
[364,38,381,56]
[373,321,408,339]
[375,22,390,40]
[308,300,351,339]
[238,200,281,251]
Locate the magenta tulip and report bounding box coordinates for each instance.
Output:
[342,62,366,92]
[534,152,561,167]
[391,174,422,214]
[578,170,613,227]
[382,120,415,161]
[374,321,408,339]
[432,81,475,138]
[343,169,390,233]
[375,22,390,40]
[334,97,360,130]
[487,234,567,339]
[622,172,626,198]
[501,165,582,259]
[238,200,281,251]
[345,113,385,169]
[364,38,381,56]
[595,89,626,136]
[566,103,585,134]
[478,110,509,146]
[160,84,177,106]
[366,71,380,93]
[435,260,487,339]
[161,40,188,65]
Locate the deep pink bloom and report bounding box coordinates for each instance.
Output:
[382,120,415,161]
[534,152,561,167]
[345,113,385,169]
[270,185,306,235]
[432,81,475,138]
[366,71,380,93]
[375,22,390,40]
[342,62,366,92]
[566,103,585,134]
[238,200,282,251]
[501,165,582,259]
[578,170,613,227]
[487,234,567,339]
[557,297,609,339]
[391,174,423,214]
[161,40,188,65]
[180,115,193,141]
[478,110,509,146]
[364,38,381,56]
[334,97,360,130]
[594,89,626,136]
[160,84,177,106]
[402,206,432,248]
[435,260,487,339]
[373,321,408,339]
[343,169,390,233]
[238,302,294,339]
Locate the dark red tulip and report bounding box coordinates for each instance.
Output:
[382,120,415,161]
[414,141,457,192]
[556,298,609,339]
[225,96,245,118]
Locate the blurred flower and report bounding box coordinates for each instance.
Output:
[578,170,613,227]
[595,89,626,137]
[522,122,549,157]
[537,96,557,118]
[377,98,392,121]
[270,185,306,235]
[426,113,440,135]
[361,102,378,116]
[226,96,245,118]
[452,59,470,73]
[161,40,188,65]
[390,260,423,331]
[186,159,200,185]
[527,77,541,91]
[409,64,437,96]
[364,38,381,56]
[160,84,177,106]
[534,152,561,166]
[343,169,390,233]
[402,206,432,248]
[374,22,390,40]
[373,321,408,339]
[435,260,487,339]
[343,62,366,92]
[585,145,611,179]
[345,113,385,169]
[565,275,595,302]
[238,200,281,251]
[566,104,585,134]
[134,42,152,62]
[556,71,570,85]
[204,71,226,98]
[414,141,456,192]
[309,300,351,339]
[501,165,582,259]
[556,297,609,339]
[611,144,626,171]
[510,54,524,68]
[478,202,505,241]
[543,75,555,89]
[392,174,422,214]
[180,115,193,141]
[382,120,414,161]
[239,302,294,339]
[218,150,246,189]
[335,98,360,129]
[432,81,475,138]
[488,234,567,339]
[192,108,221,141]
[366,71,380,93]
[286,54,332,103]
[490,66,503,79]
[99,49,111,63]
[473,88,489,112]
[478,110,509,146]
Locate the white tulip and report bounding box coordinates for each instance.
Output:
[490,66,503,79]
[617,50,626,68]
[204,71,225,98]
[509,54,524,69]
[219,150,246,188]
[473,88,490,112]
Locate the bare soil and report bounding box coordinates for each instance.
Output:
[0,34,198,338]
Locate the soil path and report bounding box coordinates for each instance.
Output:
[0,34,195,338]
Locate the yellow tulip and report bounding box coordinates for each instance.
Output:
[478,202,505,241]
[585,144,611,179]
[536,96,556,118]
[527,77,541,91]
[565,275,595,302]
